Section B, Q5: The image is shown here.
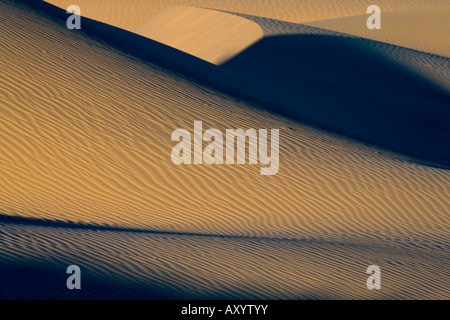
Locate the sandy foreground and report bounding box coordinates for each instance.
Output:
[0,0,449,299]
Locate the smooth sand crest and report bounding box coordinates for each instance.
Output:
[305,6,450,58]
[1,0,449,299]
[135,6,263,65]
[45,0,450,56]
[44,0,450,30]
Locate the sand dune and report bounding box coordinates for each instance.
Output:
[43,0,450,94]
[222,34,450,166]
[306,6,450,58]
[2,222,449,299]
[135,6,263,65]
[218,12,450,94]
[45,0,450,56]
[1,0,449,299]
[3,0,449,239]
[29,1,450,167]
[44,0,450,31]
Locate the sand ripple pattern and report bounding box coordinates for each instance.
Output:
[1,0,449,243]
[1,223,449,299]
[1,0,449,299]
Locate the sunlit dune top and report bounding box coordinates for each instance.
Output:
[135,6,264,65]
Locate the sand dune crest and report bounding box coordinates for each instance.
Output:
[136,6,264,64]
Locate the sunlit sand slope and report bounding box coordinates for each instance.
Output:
[44,0,449,33]
[306,6,450,58]
[136,6,263,65]
[1,0,449,299]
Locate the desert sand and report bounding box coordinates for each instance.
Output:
[0,0,449,299]
[306,6,450,58]
[46,0,450,56]
[135,6,263,65]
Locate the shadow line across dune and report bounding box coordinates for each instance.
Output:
[20,0,450,168]
[0,214,322,243]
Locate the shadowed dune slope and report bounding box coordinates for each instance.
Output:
[1,222,449,299]
[222,34,450,167]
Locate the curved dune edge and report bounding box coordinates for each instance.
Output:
[305,6,450,58]
[44,0,450,56]
[136,6,263,65]
[42,0,450,94]
[44,0,450,31]
[222,34,450,166]
[42,0,450,91]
